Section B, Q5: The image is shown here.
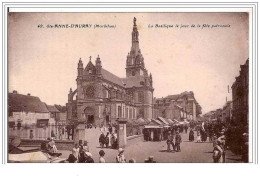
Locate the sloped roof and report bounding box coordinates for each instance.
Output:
[100,68,147,89]
[151,119,163,125]
[167,119,174,124]
[121,76,145,88]
[157,117,169,125]
[46,105,60,113]
[101,68,125,87]
[9,93,49,113]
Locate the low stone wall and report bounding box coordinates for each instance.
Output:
[20,139,74,150]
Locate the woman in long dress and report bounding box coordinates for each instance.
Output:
[197,130,201,142]
[189,129,194,141]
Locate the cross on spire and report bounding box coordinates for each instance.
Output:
[133,17,136,26]
[89,56,92,61]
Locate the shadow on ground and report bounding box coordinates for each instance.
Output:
[204,151,213,154]
[158,150,176,153]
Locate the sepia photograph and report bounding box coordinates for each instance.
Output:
[7,12,249,163]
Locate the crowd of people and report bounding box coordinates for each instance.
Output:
[65,142,157,163]
[42,119,248,163]
[187,120,248,163]
[143,125,188,142]
[98,124,119,149]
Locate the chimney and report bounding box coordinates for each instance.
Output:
[27,93,31,96]
[13,90,18,94]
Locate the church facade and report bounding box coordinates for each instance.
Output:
[66,18,154,126]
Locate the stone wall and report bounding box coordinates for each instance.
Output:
[20,139,74,150]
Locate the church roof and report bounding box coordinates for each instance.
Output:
[101,68,125,87]
[9,93,49,113]
[100,68,146,88]
[121,76,145,88]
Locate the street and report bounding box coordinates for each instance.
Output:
[59,128,243,163]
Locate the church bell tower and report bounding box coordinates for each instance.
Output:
[126,17,147,78]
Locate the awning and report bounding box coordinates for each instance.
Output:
[151,119,163,125]
[167,119,174,124]
[157,117,169,125]
[144,125,163,129]
[173,119,180,123]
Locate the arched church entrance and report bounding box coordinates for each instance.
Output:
[84,107,95,124]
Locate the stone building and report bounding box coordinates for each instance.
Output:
[8,91,53,139]
[46,105,60,125]
[9,91,50,128]
[231,58,249,126]
[154,91,202,121]
[66,18,154,126]
[222,101,232,123]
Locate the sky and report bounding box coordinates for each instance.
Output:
[8,12,249,114]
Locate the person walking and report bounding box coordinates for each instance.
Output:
[116,148,126,163]
[175,131,182,152]
[105,132,110,148]
[99,132,105,148]
[166,131,175,152]
[189,129,194,141]
[197,130,201,143]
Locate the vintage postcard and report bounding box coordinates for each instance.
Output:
[7,10,251,163]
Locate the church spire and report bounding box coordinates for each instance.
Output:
[77,57,83,76]
[131,17,139,54]
[95,54,102,75]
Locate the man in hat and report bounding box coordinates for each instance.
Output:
[175,131,182,152]
[116,148,126,163]
[166,131,175,152]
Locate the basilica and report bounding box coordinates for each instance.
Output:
[66,18,154,126]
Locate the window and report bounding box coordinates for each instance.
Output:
[138,91,144,103]
[103,89,109,98]
[118,106,122,118]
[132,71,135,76]
[88,69,92,74]
[85,86,94,98]
[129,108,133,119]
[126,108,129,119]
